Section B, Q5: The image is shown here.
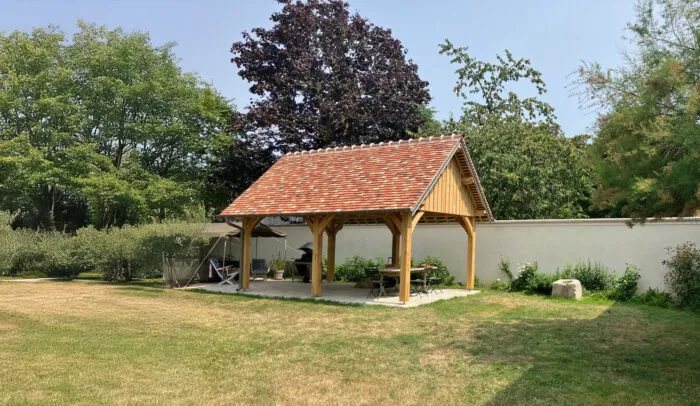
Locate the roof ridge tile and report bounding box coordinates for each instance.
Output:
[282,134,462,157]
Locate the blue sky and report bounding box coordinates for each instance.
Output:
[2,0,637,136]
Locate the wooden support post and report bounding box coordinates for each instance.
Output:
[467,217,476,289]
[324,221,344,282]
[455,216,476,290]
[240,217,262,290]
[398,211,424,303]
[305,215,335,296]
[391,232,400,266]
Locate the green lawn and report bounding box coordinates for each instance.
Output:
[0,281,698,405]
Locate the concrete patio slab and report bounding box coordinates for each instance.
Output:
[189,280,479,308]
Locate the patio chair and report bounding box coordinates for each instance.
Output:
[410,277,426,297]
[383,276,398,294]
[427,277,443,294]
[251,259,269,281]
[365,268,381,298]
[209,258,239,286]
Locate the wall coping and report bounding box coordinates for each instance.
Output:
[269,217,700,228]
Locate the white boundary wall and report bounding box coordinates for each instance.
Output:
[220,218,700,292]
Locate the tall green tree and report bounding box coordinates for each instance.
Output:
[0,23,233,229]
[576,0,700,219]
[231,0,431,153]
[439,41,593,219]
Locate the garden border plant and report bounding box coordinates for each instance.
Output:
[500,258,642,302]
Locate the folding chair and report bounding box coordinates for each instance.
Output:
[427,277,444,294]
[365,268,381,298]
[210,258,238,286]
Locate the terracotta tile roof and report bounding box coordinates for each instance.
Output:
[220,135,492,219]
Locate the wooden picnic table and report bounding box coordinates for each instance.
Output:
[379,266,435,296]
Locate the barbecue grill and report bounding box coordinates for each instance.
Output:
[294,242,313,282]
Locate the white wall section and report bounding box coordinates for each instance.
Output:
[215,218,700,292]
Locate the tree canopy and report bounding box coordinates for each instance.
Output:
[231,0,431,153]
[576,0,700,219]
[437,41,593,220]
[0,22,233,230]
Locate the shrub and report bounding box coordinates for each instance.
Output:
[335,255,377,282]
[528,272,559,295]
[74,226,140,282]
[510,262,538,292]
[663,242,700,310]
[609,264,641,301]
[490,279,510,291]
[0,221,207,281]
[334,255,454,285]
[418,255,455,286]
[0,224,85,278]
[558,260,616,292]
[631,288,673,308]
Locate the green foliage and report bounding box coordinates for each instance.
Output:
[499,256,513,281]
[269,253,287,271]
[74,223,207,282]
[439,40,556,127]
[489,257,513,290]
[631,288,674,308]
[334,255,453,284]
[335,255,379,282]
[510,262,539,292]
[0,220,207,282]
[558,260,616,292]
[576,0,700,219]
[510,260,640,300]
[489,279,510,291]
[663,242,700,310]
[438,40,594,220]
[418,255,455,286]
[610,264,642,301]
[0,23,234,230]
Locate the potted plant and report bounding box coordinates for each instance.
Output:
[270,254,287,280]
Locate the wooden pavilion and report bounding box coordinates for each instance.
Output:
[221,134,493,303]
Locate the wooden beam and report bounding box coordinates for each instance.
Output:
[317,215,335,233]
[474,209,487,217]
[382,214,398,235]
[411,211,425,229]
[240,216,262,290]
[384,212,402,232]
[461,176,475,186]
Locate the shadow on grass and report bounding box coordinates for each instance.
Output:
[459,301,700,404]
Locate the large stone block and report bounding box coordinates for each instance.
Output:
[552,279,583,300]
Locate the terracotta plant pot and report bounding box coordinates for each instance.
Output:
[274,270,285,280]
